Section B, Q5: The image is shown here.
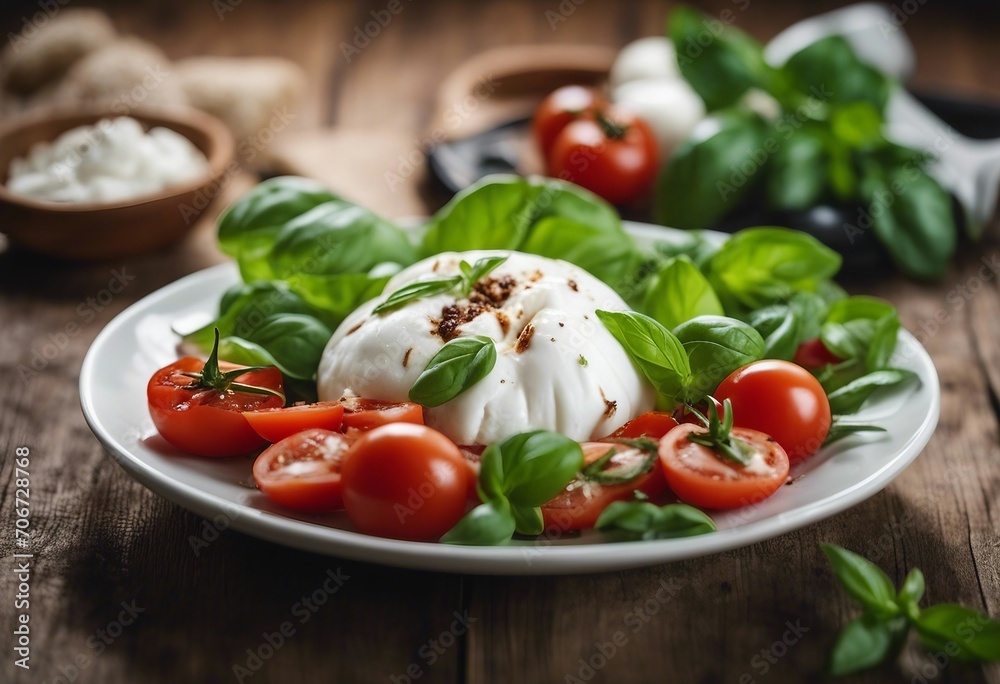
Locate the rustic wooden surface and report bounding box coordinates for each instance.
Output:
[2,1,999,682]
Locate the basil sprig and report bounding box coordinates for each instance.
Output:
[372,256,508,314]
[408,336,497,407]
[579,438,658,485]
[596,501,716,541]
[442,431,583,545]
[823,544,1000,677]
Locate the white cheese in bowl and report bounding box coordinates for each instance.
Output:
[5,116,209,204]
[317,251,656,445]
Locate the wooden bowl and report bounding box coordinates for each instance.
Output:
[0,107,234,260]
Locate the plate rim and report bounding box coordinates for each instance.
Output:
[79,226,941,575]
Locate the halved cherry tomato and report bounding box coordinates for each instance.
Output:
[542,441,666,531]
[793,338,842,369]
[253,429,351,513]
[147,357,284,457]
[659,424,789,510]
[714,360,832,463]
[547,104,659,205]
[244,402,345,443]
[609,411,680,440]
[341,423,469,540]
[340,398,424,432]
[533,85,604,156]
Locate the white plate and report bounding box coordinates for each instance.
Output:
[80,223,940,575]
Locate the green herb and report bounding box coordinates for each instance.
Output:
[672,315,765,400]
[746,305,799,361]
[643,256,724,331]
[180,329,285,403]
[578,355,588,367]
[373,255,508,315]
[595,310,691,406]
[442,431,584,545]
[579,439,658,485]
[459,255,508,296]
[827,369,918,415]
[822,544,1000,677]
[822,422,887,447]
[596,501,716,541]
[685,398,753,467]
[408,336,497,407]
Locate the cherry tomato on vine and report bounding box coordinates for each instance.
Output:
[714,360,832,463]
[253,428,351,513]
[532,85,604,157]
[547,105,659,205]
[340,423,469,540]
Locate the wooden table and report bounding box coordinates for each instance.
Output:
[2,1,999,682]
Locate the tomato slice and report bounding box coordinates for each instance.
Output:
[658,424,789,510]
[609,411,680,440]
[147,357,284,457]
[340,398,424,432]
[253,429,351,513]
[541,440,666,532]
[244,402,345,443]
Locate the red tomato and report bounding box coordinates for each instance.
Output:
[147,357,284,457]
[340,398,424,432]
[244,402,344,443]
[542,441,666,531]
[547,105,659,205]
[609,411,680,440]
[341,424,469,540]
[532,85,604,156]
[253,429,351,513]
[714,360,832,463]
[659,424,790,510]
[793,338,842,369]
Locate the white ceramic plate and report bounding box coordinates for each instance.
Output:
[80,223,940,575]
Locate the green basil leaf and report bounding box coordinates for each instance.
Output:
[673,315,765,399]
[241,313,333,381]
[914,604,1000,662]
[788,291,830,342]
[596,501,716,540]
[656,111,767,230]
[828,613,895,677]
[519,216,640,294]
[781,35,891,111]
[462,255,508,294]
[217,176,340,277]
[441,499,516,546]
[287,270,396,324]
[580,441,657,485]
[821,544,900,619]
[746,305,799,361]
[868,167,956,280]
[866,314,901,372]
[831,101,885,149]
[268,201,416,279]
[823,422,887,447]
[372,276,462,315]
[897,568,925,619]
[652,231,721,270]
[477,441,506,503]
[821,319,877,360]
[215,336,317,403]
[669,5,773,110]
[766,124,827,211]
[707,228,841,310]
[491,431,584,507]
[825,296,896,323]
[596,310,692,405]
[408,336,497,407]
[643,256,724,331]
[510,505,545,536]
[827,369,918,415]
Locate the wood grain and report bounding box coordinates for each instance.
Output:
[1,1,999,683]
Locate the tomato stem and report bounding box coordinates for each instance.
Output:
[594,110,628,140]
[182,329,286,403]
[686,398,753,467]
